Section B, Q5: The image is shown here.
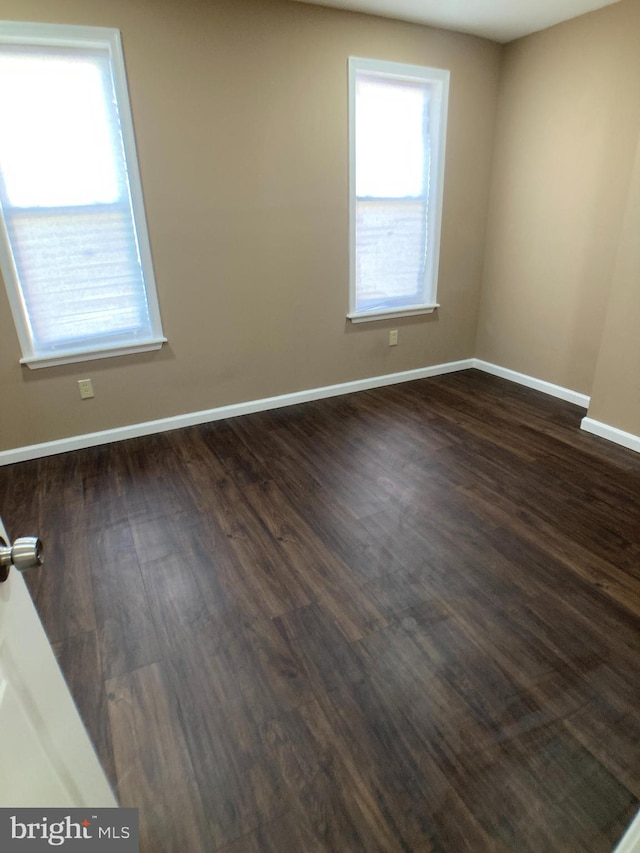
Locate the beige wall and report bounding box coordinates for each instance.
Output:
[0,0,501,451]
[476,0,640,397]
[587,127,640,436]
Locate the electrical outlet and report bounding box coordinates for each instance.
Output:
[78,379,94,400]
[389,329,399,346]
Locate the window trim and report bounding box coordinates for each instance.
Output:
[0,21,165,369]
[348,56,450,324]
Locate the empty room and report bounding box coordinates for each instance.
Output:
[1,0,639,850]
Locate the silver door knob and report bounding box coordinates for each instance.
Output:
[0,536,43,582]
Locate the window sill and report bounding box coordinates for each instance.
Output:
[347,304,439,324]
[20,337,167,370]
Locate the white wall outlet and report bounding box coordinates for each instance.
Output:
[78,379,94,400]
[389,329,399,346]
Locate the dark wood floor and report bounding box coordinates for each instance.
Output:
[2,369,640,851]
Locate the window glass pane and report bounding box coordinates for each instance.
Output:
[355,74,428,199]
[355,198,428,311]
[0,26,163,365]
[0,48,121,208]
[354,71,431,313]
[7,207,150,348]
[350,59,448,320]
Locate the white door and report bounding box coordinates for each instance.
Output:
[615,810,640,853]
[0,517,116,807]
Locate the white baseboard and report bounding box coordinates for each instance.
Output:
[614,809,640,853]
[474,361,640,454]
[580,417,640,454]
[472,359,591,408]
[6,357,635,467]
[0,358,474,466]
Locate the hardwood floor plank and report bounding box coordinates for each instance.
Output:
[276,603,366,695]
[298,701,420,853]
[106,662,214,853]
[438,722,636,853]
[90,523,161,680]
[243,478,389,641]
[52,629,116,790]
[268,419,393,520]
[25,511,96,644]
[222,616,315,722]
[315,678,503,851]
[232,419,405,581]
[138,552,289,845]
[460,480,640,617]
[563,694,640,799]
[166,443,312,618]
[216,808,327,853]
[167,676,286,847]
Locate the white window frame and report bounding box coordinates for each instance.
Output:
[0,21,165,369]
[348,57,450,324]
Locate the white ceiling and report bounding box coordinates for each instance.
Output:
[288,0,622,43]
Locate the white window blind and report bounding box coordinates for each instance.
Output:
[0,22,165,368]
[348,58,449,323]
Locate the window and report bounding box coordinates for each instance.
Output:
[348,57,449,323]
[0,22,165,368]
